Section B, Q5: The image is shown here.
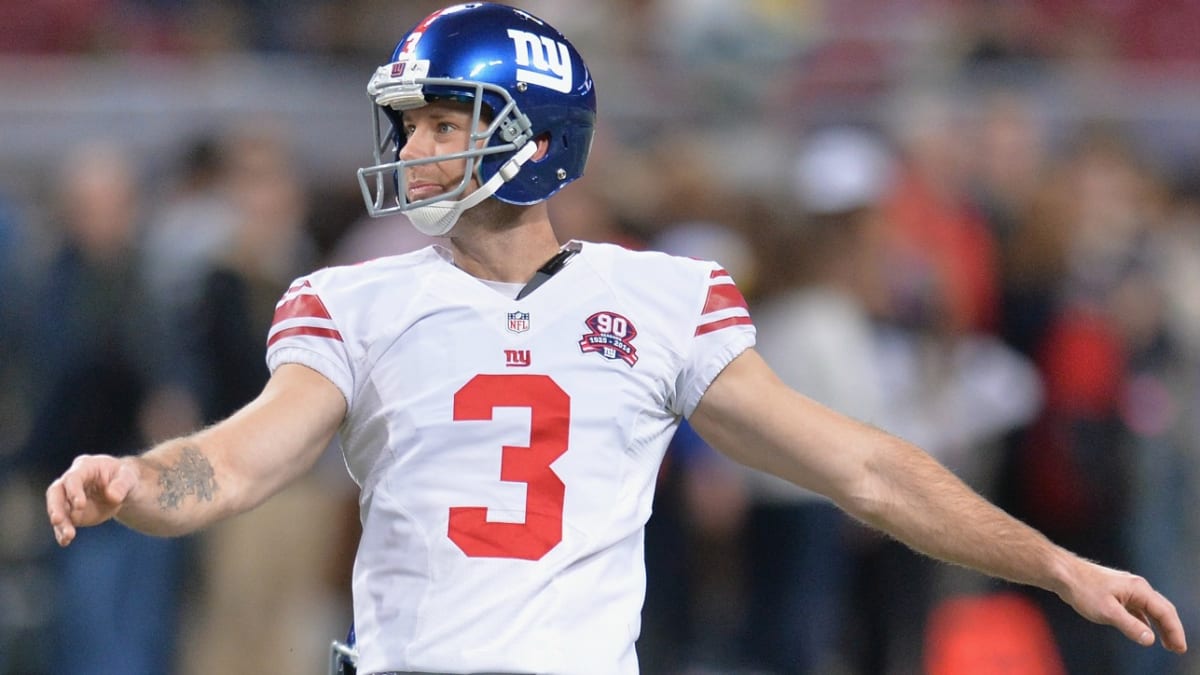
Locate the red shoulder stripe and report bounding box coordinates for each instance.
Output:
[701,282,749,314]
[267,326,343,347]
[273,293,333,324]
[695,315,753,337]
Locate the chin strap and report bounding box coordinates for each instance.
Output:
[407,140,539,236]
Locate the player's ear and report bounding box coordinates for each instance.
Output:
[532,132,551,162]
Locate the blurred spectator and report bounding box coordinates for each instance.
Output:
[0,187,46,675]
[771,123,1043,674]
[962,89,1057,359]
[998,125,1170,675]
[740,124,1044,674]
[142,133,238,325]
[18,139,197,675]
[183,127,315,422]
[1123,175,1200,675]
[174,127,352,675]
[0,188,34,461]
[881,88,1002,336]
[968,89,1051,255]
[1001,128,1149,551]
[736,127,892,675]
[1158,176,1200,360]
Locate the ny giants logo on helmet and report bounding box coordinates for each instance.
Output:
[507,29,573,93]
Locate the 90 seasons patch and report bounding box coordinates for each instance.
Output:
[578,311,638,366]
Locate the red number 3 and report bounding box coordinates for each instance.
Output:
[449,374,570,560]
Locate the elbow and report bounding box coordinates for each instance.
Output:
[827,448,896,530]
[835,477,890,529]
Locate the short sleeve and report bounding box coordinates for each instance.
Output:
[675,265,756,418]
[265,276,355,408]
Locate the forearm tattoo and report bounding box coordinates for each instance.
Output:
[152,445,219,510]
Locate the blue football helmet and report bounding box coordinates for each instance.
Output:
[357,2,598,235]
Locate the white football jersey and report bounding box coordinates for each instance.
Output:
[265,241,754,674]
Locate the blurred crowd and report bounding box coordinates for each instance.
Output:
[2,1,1200,674]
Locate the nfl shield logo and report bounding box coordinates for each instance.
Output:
[507,311,531,333]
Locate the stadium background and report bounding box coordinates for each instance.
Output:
[2,1,1200,673]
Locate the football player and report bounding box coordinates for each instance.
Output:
[48,3,1186,674]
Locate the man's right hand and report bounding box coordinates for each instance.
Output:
[45,454,140,546]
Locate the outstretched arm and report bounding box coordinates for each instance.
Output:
[46,363,346,544]
[690,348,1187,654]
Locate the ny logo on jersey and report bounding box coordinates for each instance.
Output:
[507,29,573,93]
[505,349,532,367]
